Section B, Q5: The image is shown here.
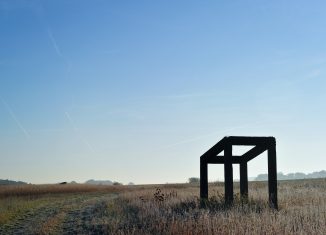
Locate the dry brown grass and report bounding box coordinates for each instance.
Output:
[0,179,325,234]
[37,211,66,235]
[105,179,326,234]
[0,184,126,198]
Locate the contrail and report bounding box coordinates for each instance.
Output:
[47,28,63,57]
[47,27,71,71]
[1,97,30,139]
[65,112,95,153]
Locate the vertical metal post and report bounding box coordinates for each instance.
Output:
[200,158,208,199]
[268,141,278,209]
[224,143,233,204]
[240,161,248,199]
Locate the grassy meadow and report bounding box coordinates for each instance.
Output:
[0,179,325,234]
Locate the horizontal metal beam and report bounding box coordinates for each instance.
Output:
[227,136,275,146]
[206,155,243,164]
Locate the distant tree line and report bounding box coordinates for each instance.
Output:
[255,170,326,181]
[85,179,124,185]
[0,179,27,185]
[188,170,326,183]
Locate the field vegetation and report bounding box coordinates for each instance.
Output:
[0,179,325,234]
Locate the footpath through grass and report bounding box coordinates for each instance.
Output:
[0,192,118,235]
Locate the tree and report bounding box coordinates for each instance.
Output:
[188,177,200,184]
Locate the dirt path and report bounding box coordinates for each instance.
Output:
[58,194,117,235]
[0,193,117,235]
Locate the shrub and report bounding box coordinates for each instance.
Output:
[188,177,200,184]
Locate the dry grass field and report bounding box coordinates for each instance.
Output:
[0,178,325,235]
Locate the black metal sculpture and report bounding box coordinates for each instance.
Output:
[200,136,277,209]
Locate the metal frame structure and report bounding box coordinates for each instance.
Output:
[200,136,277,209]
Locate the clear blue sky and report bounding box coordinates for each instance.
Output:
[1,0,325,184]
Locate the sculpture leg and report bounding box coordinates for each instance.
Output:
[268,144,278,209]
[240,162,248,200]
[200,158,208,199]
[224,144,233,204]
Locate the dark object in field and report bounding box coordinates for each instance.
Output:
[154,188,165,202]
[200,136,278,209]
[59,182,67,185]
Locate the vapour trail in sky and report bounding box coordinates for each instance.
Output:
[1,97,31,139]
